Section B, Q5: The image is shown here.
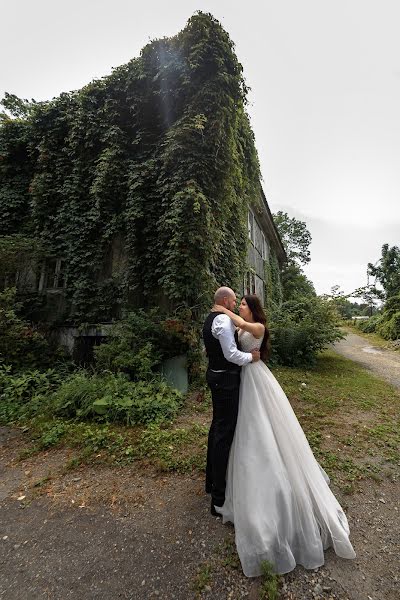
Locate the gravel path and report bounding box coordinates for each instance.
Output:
[1,427,399,600]
[333,332,400,389]
[0,428,257,600]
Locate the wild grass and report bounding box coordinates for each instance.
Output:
[259,560,279,600]
[273,350,400,489]
[192,563,212,595]
[4,350,399,487]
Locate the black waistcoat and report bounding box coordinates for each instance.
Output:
[202,312,241,372]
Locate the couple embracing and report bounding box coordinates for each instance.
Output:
[203,287,356,577]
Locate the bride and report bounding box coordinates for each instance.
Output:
[212,294,356,577]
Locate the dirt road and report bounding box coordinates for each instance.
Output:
[0,425,398,600]
[1,332,399,599]
[333,332,400,389]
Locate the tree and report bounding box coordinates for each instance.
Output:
[272,212,313,300]
[281,262,315,301]
[273,211,312,266]
[327,285,372,319]
[0,92,35,120]
[368,244,400,300]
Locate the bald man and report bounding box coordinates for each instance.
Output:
[203,287,260,515]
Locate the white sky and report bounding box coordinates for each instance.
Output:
[1,0,399,296]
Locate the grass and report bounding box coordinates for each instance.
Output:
[192,563,212,595]
[259,560,279,600]
[272,349,400,489]
[5,350,399,491]
[13,404,210,473]
[220,538,241,570]
[136,422,208,472]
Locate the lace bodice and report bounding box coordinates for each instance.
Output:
[238,329,263,352]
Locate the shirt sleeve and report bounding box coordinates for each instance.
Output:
[211,314,253,366]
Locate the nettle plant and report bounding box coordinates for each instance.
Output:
[0,12,261,328]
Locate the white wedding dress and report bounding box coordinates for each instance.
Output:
[216,330,356,576]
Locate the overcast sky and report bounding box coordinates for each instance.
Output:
[1,0,399,297]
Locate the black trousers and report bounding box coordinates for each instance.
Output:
[205,368,240,507]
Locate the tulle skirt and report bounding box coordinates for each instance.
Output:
[216,361,356,576]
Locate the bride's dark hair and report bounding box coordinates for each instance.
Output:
[243,294,271,362]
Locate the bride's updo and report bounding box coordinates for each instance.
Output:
[243,294,271,362]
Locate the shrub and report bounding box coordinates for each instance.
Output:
[0,365,61,423]
[0,288,51,370]
[356,295,400,340]
[378,312,400,340]
[0,362,182,427]
[93,309,189,379]
[355,313,383,333]
[269,296,343,367]
[383,292,400,318]
[52,371,182,425]
[374,293,400,341]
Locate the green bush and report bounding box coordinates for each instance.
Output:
[355,313,383,333]
[0,288,51,369]
[0,365,61,423]
[0,360,182,427]
[269,296,343,367]
[356,295,400,340]
[378,312,400,340]
[52,371,182,425]
[94,309,189,379]
[374,293,400,340]
[383,293,400,317]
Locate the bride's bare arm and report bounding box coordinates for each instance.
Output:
[213,305,265,339]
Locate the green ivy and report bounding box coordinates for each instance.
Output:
[0,12,261,326]
[265,251,283,317]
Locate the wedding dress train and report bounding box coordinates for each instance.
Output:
[216,330,356,576]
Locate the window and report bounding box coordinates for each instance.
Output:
[261,232,269,260]
[38,259,66,290]
[248,209,268,262]
[248,210,254,244]
[244,270,256,295]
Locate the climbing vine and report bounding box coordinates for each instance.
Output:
[265,252,283,318]
[0,12,261,325]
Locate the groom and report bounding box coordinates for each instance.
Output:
[203,286,260,516]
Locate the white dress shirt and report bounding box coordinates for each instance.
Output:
[211,314,253,367]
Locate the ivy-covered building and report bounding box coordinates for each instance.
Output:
[246,189,285,304]
[0,12,285,331]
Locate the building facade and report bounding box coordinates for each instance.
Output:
[245,189,286,304]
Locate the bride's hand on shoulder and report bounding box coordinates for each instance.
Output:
[213,304,245,328]
[214,304,229,314]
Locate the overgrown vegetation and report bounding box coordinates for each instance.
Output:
[0,12,261,326]
[53,372,182,424]
[0,366,182,428]
[1,345,398,491]
[0,287,52,370]
[352,244,400,341]
[269,296,343,367]
[270,212,342,366]
[93,307,203,380]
